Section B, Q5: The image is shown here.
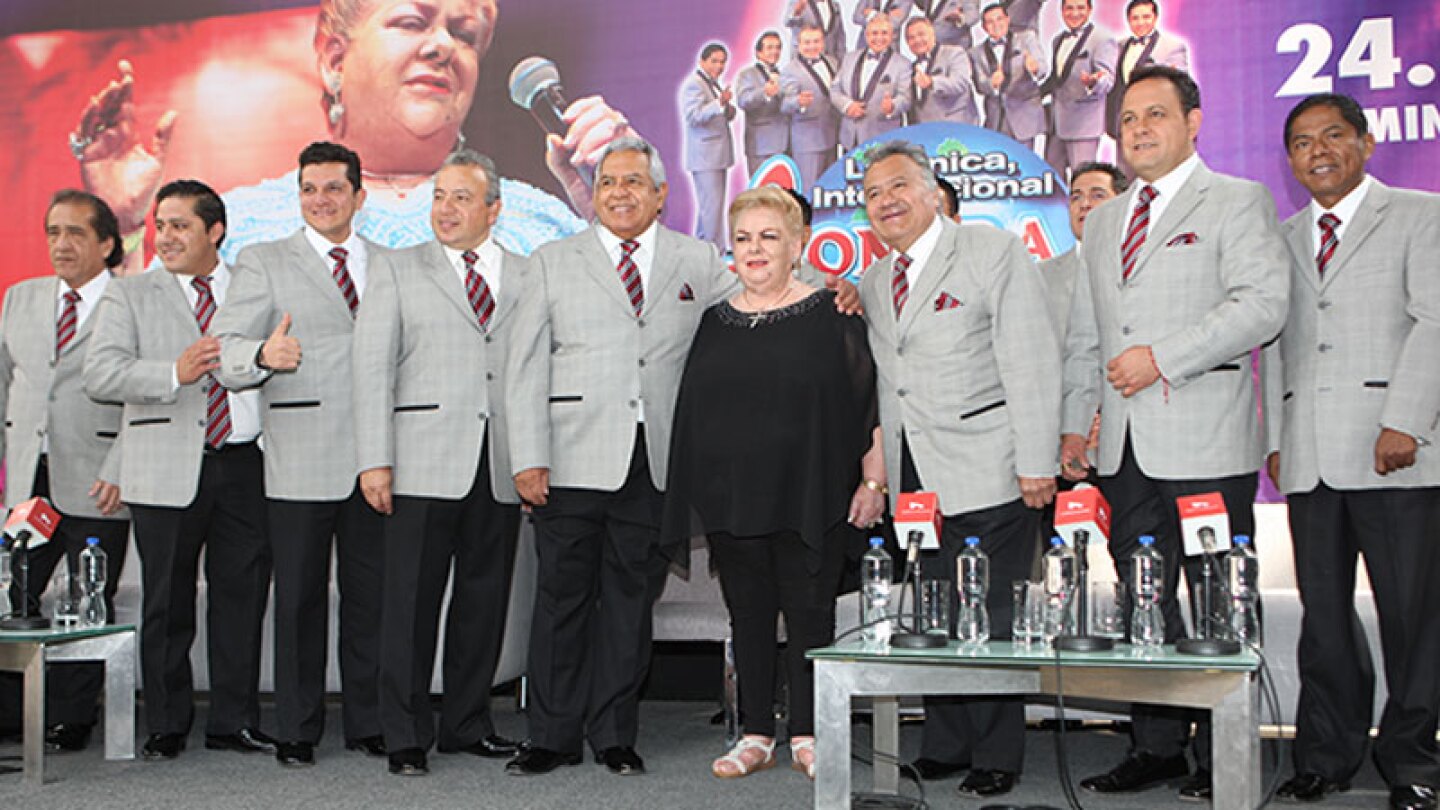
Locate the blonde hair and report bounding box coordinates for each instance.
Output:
[728,185,804,240]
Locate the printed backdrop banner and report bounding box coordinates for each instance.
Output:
[0,0,1437,286]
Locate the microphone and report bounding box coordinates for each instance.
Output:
[894,492,942,552]
[509,56,571,142]
[1174,492,1240,656]
[1053,484,1114,652]
[4,497,59,549]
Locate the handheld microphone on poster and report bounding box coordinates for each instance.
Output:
[1053,484,1114,652]
[2,497,61,630]
[508,57,594,189]
[891,493,947,650]
[1175,492,1240,656]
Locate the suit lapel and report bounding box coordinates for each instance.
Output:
[490,250,522,329]
[1055,25,1091,86]
[1283,216,1320,293]
[897,223,955,336]
[155,270,204,340]
[580,229,638,315]
[1130,162,1209,280]
[1320,180,1387,288]
[287,230,353,316]
[648,229,682,309]
[859,50,892,102]
[420,241,484,333]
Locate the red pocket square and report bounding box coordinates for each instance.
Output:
[934,292,962,311]
[1166,232,1199,247]
[678,283,695,301]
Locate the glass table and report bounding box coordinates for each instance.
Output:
[0,623,137,786]
[808,638,1260,810]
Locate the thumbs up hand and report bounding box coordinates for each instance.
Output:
[260,312,302,371]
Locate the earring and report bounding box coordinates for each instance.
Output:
[326,73,345,129]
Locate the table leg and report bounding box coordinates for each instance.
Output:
[1211,672,1260,810]
[872,696,899,793]
[814,661,852,810]
[104,631,137,759]
[21,643,46,787]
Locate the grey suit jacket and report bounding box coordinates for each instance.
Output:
[1001,0,1046,34]
[506,225,738,492]
[970,31,1049,141]
[1062,160,1290,479]
[914,0,979,49]
[352,241,523,503]
[1045,23,1116,140]
[785,0,847,61]
[831,48,913,149]
[213,230,378,502]
[862,219,1061,515]
[85,269,247,508]
[781,56,841,155]
[1106,31,1189,138]
[681,71,736,172]
[0,276,126,518]
[1037,246,1081,341]
[736,62,790,160]
[911,44,979,125]
[1262,180,1440,493]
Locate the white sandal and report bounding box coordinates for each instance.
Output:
[712,735,777,778]
[790,736,816,780]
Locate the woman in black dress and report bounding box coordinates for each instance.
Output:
[664,186,885,780]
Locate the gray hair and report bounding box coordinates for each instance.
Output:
[597,135,667,190]
[864,140,939,190]
[442,148,502,204]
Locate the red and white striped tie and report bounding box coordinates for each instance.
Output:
[617,239,644,317]
[1121,184,1158,282]
[892,252,912,318]
[191,276,232,450]
[56,290,80,354]
[462,250,496,331]
[329,246,360,315]
[1315,213,1340,280]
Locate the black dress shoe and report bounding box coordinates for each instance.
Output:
[45,722,93,752]
[1178,768,1212,802]
[388,747,429,776]
[595,746,645,775]
[1277,772,1350,803]
[142,733,186,760]
[957,768,1017,798]
[276,741,315,768]
[438,733,519,758]
[908,757,970,781]
[1391,785,1439,810]
[1081,750,1190,793]
[506,747,582,775]
[345,735,387,757]
[205,727,276,753]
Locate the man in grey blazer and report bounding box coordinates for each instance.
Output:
[1265,93,1440,810]
[0,190,128,752]
[505,137,736,776]
[1060,67,1289,800]
[784,0,847,62]
[352,150,524,777]
[905,17,980,126]
[970,3,1049,150]
[831,16,913,151]
[1039,161,1125,336]
[1043,0,1115,178]
[782,26,842,189]
[861,141,1061,797]
[736,31,791,176]
[211,142,385,768]
[1105,0,1189,169]
[913,0,980,51]
[681,43,736,251]
[85,180,273,762]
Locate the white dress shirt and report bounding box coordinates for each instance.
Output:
[1308,173,1371,245]
[55,270,111,332]
[898,214,946,288]
[305,225,369,300]
[1120,151,1200,246]
[172,262,262,443]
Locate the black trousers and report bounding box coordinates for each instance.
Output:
[1099,433,1257,765]
[526,433,669,755]
[0,456,129,728]
[708,529,845,738]
[128,443,271,737]
[1289,483,1440,788]
[903,440,1038,773]
[268,487,385,744]
[378,448,519,753]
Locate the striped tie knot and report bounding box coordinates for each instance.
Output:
[892,252,912,318]
[1315,212,1340,279]
[329,246,348,264]
[191,276,217,332]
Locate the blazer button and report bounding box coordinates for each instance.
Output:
[484,335,493,344]
[637,319,646,329]
[628,399,638,408]
[1318,300,1331,310]
[197,419,207,427]
[479,412,488,420]
[1318,343,1332,353]
[638,358,646,367]
[896,346,905,356]
[897,388,908,397]
[1122,326,1133,336]
[486,372,495,381]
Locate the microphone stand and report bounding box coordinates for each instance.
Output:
[892,531,946,649]
[1,530,51,631]
[1176,527,1239,656]
[1056,529,1113,652]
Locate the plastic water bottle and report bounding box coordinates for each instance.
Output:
[1130,535,1164,649]
[1042,537,1076,643]
[861,537,893,647]
[1226,535,1261,647]
[957,537,990,642]
[79,537,108,627]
